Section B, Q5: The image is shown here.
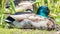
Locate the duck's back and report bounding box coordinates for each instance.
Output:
[15,12,32,15]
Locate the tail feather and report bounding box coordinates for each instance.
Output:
[4,16,15,24]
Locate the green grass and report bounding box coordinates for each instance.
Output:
[0,28,56,34]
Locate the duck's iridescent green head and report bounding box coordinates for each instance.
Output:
[37,6,50,18]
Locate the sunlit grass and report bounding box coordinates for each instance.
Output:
[0,0,6,25]
[0,28,56,34]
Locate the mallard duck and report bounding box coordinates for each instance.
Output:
[4,6,56,30]
[15,1,34,12]
[6,0,34,12]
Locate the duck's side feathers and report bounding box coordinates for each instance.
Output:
[46,18,56,30]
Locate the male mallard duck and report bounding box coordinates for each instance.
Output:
[4,6,56,30]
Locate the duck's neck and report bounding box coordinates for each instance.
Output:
[38,13,49,18]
